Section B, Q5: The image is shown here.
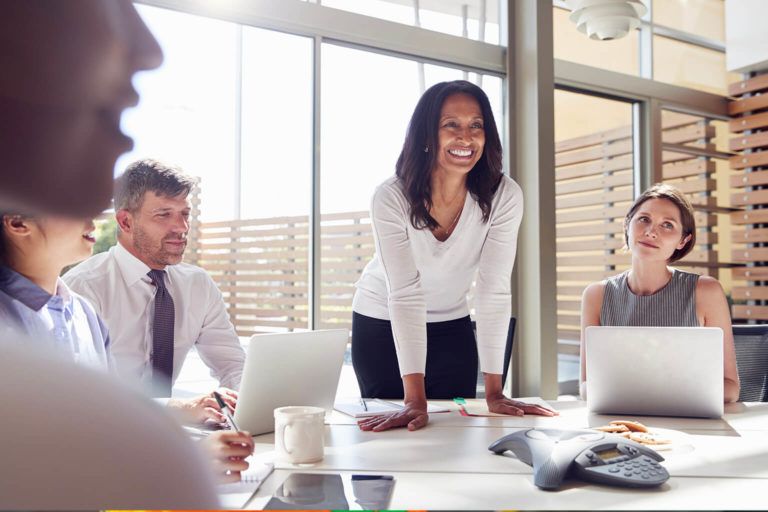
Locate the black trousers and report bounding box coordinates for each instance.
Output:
[351,312,479,399]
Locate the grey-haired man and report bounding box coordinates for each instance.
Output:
[65,159,246,414]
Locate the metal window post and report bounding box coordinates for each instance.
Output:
[309,35,322,330]
[508,0,559,399]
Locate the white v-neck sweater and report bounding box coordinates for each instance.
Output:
[352,175,524,376]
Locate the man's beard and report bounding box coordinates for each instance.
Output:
[133,225,186,267]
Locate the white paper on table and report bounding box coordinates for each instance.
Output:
[217,461,274,509]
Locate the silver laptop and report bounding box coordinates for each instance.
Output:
[585,326,724,418]
[234,329,348,435]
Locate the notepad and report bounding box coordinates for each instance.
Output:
[334,398,449,418]
[217,461,274,509]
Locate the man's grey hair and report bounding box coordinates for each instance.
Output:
[114,159,195,212]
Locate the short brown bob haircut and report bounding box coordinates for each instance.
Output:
[623,183,696,263]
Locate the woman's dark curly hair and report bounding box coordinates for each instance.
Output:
[395,80,503,230]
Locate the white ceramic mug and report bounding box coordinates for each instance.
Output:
[274,406,325,464]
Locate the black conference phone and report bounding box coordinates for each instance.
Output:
[489,428,669,490]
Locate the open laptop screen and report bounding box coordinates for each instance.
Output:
[234,329,348,435]
[585,326,724,418]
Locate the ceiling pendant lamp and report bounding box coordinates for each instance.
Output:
[565,0,647,41]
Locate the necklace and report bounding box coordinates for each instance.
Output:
[431,187,467,240]
[433,203,464,240]
[444,206,462,232]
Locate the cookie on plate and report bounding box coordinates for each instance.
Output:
[594,423,630,433]
[609,420,649,432]
[629,431,672,445]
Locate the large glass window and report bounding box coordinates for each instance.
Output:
[320,0,501,44]
[126,6,314,337]
[122,5,239,222]
[652,0,724,42]
[554,90,636,395]
[240,29,313,221]
[553,6,639,76]
[653,36,740,95]
[554,1,734,92]
[232,28,314,334]
[127,3,505,343]
[660,109,731,287]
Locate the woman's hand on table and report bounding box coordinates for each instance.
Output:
[357,401,429,432]
[486,394,559,417]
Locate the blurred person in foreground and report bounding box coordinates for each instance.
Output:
[0,208,253,483]
[0,1,247,507]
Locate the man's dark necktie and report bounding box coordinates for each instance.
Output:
[148,269,174,397]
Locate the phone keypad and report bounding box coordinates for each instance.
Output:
[592,455,668,483]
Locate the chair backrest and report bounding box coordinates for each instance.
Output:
[502,318,516,388]
[732,325,768,402]
[473,318,516,395]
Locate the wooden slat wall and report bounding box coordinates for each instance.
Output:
[555,112,721,341]
[729,71,768,322]
[187,209,374,337]
[183,179,202,267]
[320,213,374,331]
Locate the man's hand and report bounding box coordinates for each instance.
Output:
[357,401,429,432]
[202,430,254,483]
[168,387,239,424]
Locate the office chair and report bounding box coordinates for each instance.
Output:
[732,324,768,402]
[474,318,516,397]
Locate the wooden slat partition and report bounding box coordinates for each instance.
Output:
[555,111,721,341]
[730,70,768,322]
[729,74,768,97]
[186,207,374,336]
[183,179,202,266]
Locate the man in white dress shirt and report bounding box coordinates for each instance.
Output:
[65,159,246,399]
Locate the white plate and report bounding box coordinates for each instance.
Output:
[600,427,693,453]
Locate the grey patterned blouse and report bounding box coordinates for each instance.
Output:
[600,268,700,327]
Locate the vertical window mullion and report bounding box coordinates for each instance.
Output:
[638,2,653,79]
[310,35,322,330]
[234,24,243,219]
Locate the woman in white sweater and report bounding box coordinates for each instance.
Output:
[352,80,557,432]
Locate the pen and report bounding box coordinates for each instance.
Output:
[213,390,240,432]
[360,398,368,411]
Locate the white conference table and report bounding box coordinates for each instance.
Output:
[235,399,768,510]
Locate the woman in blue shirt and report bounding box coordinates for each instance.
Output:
[0,211,254,483]
[0,213,111,369]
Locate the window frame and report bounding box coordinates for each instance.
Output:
[135,0,732,398]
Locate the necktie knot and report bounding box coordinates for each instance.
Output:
[148,269,167,289]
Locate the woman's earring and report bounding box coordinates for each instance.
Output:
[424,146,429,153]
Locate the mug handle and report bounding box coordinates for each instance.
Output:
[279,421,293,455]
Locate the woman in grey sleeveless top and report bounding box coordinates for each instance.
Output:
[580,184,740,402]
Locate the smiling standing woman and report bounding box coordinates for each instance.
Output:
[351,80,557,432]
[580,183,740,403]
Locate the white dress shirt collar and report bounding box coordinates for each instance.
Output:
[114,240,163,288]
